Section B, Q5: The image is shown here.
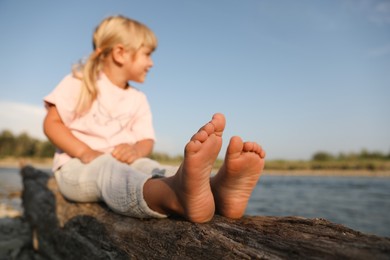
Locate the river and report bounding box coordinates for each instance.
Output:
[1,167,389,237]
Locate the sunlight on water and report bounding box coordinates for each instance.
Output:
[0,167,23,217]
[247,175,390,237]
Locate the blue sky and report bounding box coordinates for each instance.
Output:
[0,0,389,160]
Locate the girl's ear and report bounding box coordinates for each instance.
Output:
[111,44,127,65]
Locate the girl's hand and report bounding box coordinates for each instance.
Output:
[112,144,139,164]
[79,149,103,164]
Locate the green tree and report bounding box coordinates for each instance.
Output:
[312,151,334,161]
[37,141,56,157]
[0,130,16,157]
[0,130,55,158]
[15,132,36,157]
[358,149,386,160]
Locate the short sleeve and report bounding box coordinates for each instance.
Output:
[44,75,81,126]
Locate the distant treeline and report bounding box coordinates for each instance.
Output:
[1,129,389,171]
[151,146,390,171]
[0,130,55,158]
[266,150,390,171]
[311,150,390,161]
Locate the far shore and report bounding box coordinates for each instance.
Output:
[263,169,390,177]
[1,158,389,177]
[0,158,53,170]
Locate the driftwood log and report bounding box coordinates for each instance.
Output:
[21,166,390,259]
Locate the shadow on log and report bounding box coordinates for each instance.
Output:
[21,166,390,259]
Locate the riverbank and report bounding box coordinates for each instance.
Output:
[264,169,390,177]
[1,157,390,177]
[0,157,52,170]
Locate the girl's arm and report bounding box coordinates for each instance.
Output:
[43,104,103,163]
[111,139,154,164]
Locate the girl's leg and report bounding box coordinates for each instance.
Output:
[130,157,177,178]
[55,158,101,202]
[55,154,166,218]
[143,113,225,223]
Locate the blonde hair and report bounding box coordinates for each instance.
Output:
[73,15,158,115]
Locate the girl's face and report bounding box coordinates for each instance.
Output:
[125,46,154,83]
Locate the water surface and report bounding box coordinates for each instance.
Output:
[247,174,390,237]
[1,167,389,237]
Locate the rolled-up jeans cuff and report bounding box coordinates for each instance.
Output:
[134,174,168,219]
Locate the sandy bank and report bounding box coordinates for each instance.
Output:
[1,158,389,177]
[263,169,390,177]
[0,158,52,170]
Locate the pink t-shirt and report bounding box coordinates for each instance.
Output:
[44,73,156,171]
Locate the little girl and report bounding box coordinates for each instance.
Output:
[44,15,266,223]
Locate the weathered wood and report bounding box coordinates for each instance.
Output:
[0,217,35,259]
[21,166,390,259]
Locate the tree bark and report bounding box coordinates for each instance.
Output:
[21,166,390,259]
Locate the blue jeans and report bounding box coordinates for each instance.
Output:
[54,154,171,218]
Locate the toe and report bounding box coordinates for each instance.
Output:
[227,136,244,156]
[211,113,226,135]
[191,129,208,142]
[243,142,255,152]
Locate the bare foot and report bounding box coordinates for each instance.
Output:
[171,113,225,222]
[211,136,265,219]
[144,113,225,223]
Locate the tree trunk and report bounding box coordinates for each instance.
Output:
[21,166,390,259]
